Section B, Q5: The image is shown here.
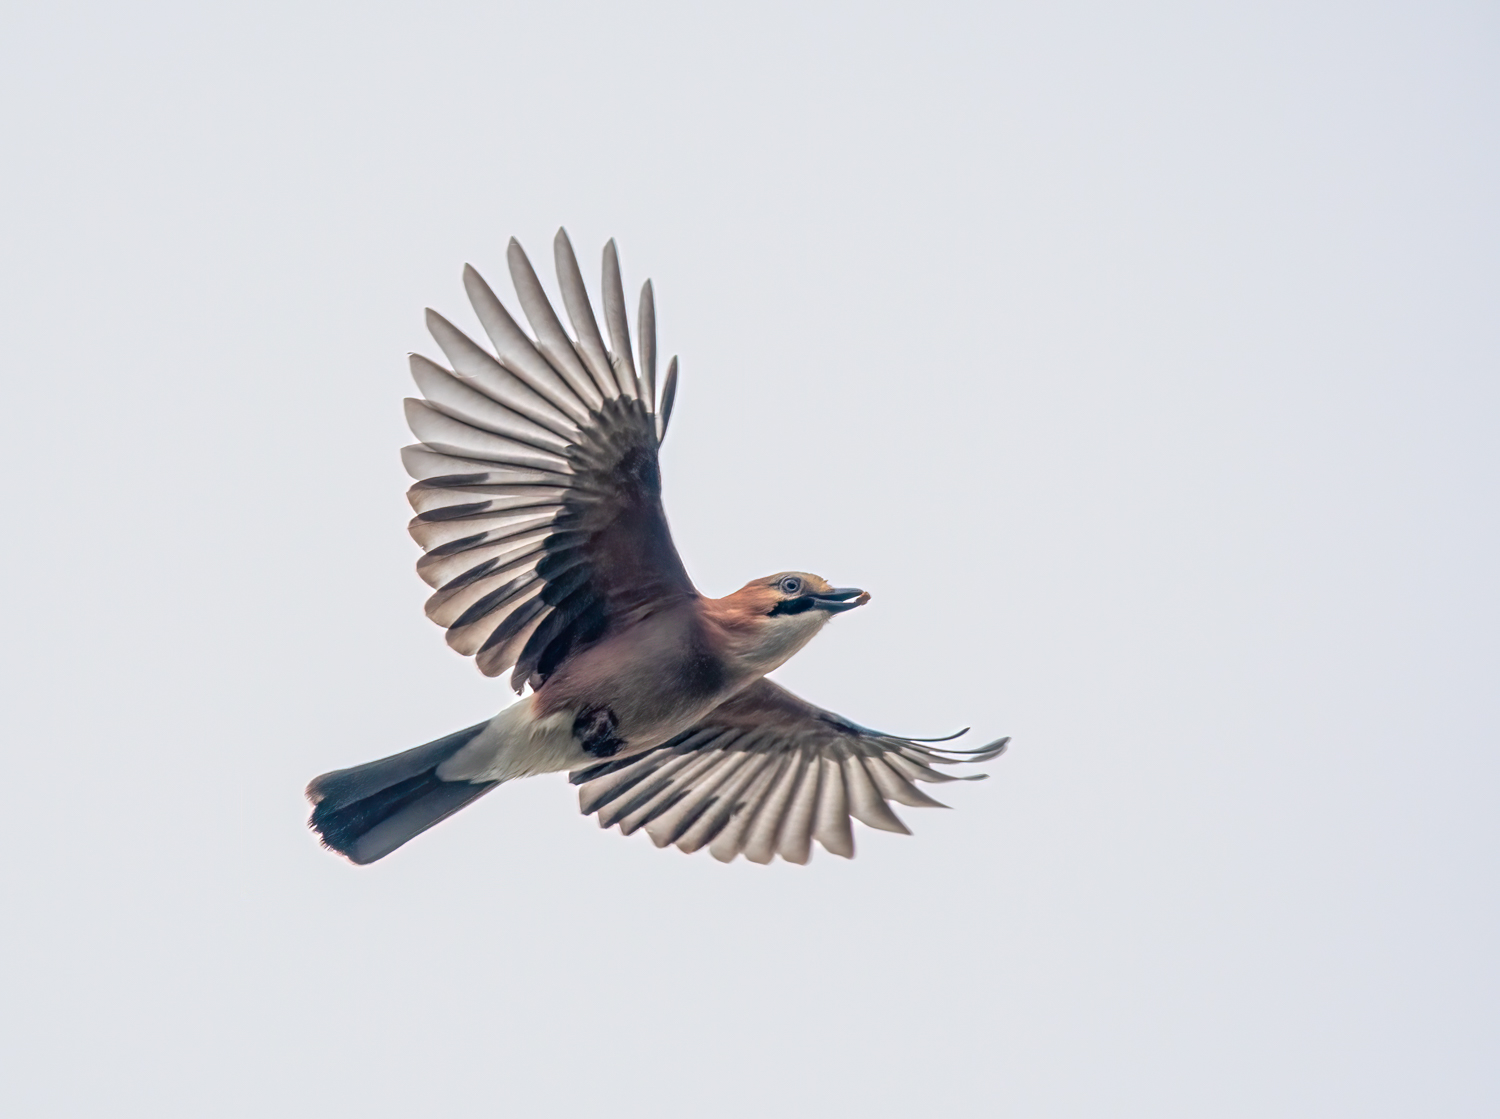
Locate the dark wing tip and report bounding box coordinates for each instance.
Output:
[906,727,970,743]
[657,356,679,440]
[919,734,1009,756]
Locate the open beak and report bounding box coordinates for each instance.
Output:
[811,587,870,614]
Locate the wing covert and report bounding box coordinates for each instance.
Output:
[404,231,694,691]
[569,679,1009,864]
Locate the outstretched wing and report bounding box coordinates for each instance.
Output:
[404,230,691,691]
[569,679,1009,864]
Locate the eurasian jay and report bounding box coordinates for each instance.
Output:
[307,230,1007,865]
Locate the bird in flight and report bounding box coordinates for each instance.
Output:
[307,231,1007,865]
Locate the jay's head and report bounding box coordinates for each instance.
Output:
[759,572,870,618]
[713,572,870,674]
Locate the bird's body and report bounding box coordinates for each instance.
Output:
[441,578,847,782]
[529,596,727,754]
[306,231,1006,865]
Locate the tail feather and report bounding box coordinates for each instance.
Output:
[306,721,497,864]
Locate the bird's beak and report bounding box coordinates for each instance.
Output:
[811,588,870,614]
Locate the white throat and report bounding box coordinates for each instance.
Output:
[735,612,829,677]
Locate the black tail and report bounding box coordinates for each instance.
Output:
[306,722,497,864]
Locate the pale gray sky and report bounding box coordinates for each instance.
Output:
[2,2,1496,1116]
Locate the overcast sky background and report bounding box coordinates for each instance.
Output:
[2,2,1496,1115]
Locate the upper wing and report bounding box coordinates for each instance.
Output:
[404,230,692,691]
[568,679,1009,864]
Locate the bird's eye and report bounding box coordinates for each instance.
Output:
[779,577,802,595]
